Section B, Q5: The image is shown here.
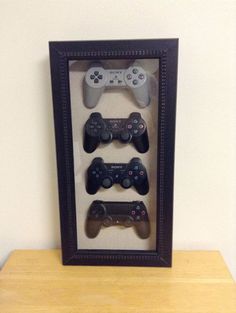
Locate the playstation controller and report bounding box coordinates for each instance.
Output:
[83,63,150,108]
[86,200,150,239]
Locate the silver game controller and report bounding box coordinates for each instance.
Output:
[83,63,151,108]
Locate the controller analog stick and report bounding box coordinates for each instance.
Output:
[102,177,113,189]
[120,131,131,142]
[124,217,134,227]
[100,131,112,142]
[103,216,113,227]
[121,178,132,189]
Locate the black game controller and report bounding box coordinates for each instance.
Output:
[83,112,149,153]
[86,157,149,195]
[85,200,150,239]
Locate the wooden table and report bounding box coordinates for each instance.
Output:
[0,250,236,312]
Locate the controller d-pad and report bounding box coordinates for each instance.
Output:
[87,119,104,135]
[91,166,103,178]
[132,68,138,74]
[91,206,104,217]
[89,71,104,83]
[133,79,138,85]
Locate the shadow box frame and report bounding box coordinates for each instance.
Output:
[49,39,178,266]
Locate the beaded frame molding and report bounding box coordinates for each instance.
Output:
[49,39,178,266]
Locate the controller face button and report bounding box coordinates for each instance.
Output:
[133,79,138,85]
[133,119,139,124]
[92,170,96,175]
[134,165,139,171]
[127,124,132,129]
[134,176,139,180]
[126,74,132,80]
[141,210,146,215]
[131,210,136,216]
[139,123,144,129]
[128,170,133,176]
[132,68,138,74]
[102,177,113,189]
[136,205,141,210]
[136,215,141,221]
[139,171,144,176]
[138,73,144,80]
[133,129,138,134]
[95,174,99,178]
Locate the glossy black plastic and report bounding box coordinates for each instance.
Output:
[86,157,149,195]
[86,200,150,239]
[83,112,149,153]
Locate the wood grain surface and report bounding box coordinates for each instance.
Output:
[0,250,236,313]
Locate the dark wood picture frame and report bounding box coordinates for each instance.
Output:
[49,39,178,266]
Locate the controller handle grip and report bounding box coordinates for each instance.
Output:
[83,131,100,153]
[132,129,149,153]
[86,177,100,194]
[134,177,149,195]
[131,79,150,108]
[135,221,150,239]
[85,218,102,238]
[83,80,104,108]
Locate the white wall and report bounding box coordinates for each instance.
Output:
[0,0,236,279]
